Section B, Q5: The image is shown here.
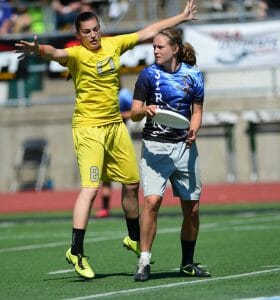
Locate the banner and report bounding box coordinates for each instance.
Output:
[183,20,280,71]
[1,20,280,77]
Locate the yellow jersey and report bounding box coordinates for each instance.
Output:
[65,33,138,127]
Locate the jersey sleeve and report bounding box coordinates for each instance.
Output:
[193,71,204,103]
[64,46,80,73]
[133,69,151,103]
[111,33,138,55]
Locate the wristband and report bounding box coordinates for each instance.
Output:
[39,45,45,56]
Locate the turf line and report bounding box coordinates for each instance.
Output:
[0,235,129,253]
[0,227,183,253]
[236,297,280,300]
[62,268,280,300]
[1,221,278,254]
[48,269,74,275]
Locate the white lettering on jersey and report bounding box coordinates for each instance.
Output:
[154,70,162,104]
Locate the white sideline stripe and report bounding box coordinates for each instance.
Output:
[0,232,70,240]
[0,240,71,253]
[0,227,182,253]
[0,220,277,254]
[237,297,280,300]
[47,269,74,275]
[0,237,110,253]
[231,215,280,225]
[62,268,280,300]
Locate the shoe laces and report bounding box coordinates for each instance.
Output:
[192,262,200,267]
[191,263,208,274]
[137,262,149,274]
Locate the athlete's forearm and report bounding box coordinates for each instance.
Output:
[139,14,188,40]
[189,110,202,134]
[131,106,146,122]
[37,45,68,65]
[15,35,68,65]
[37,44,56,59]
[137,0,197,42]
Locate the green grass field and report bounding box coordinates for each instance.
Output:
[1,203,280,300]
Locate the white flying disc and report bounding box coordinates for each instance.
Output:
[152,109,190,129]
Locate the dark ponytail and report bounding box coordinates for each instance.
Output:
[182,42,196,66]
[157,28,197,66]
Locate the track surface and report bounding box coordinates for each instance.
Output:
[0,182,279,213]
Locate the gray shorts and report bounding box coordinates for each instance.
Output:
[140,139,202,201]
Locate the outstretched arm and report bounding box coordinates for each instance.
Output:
[137,0,197,42]
[15,35,68,65]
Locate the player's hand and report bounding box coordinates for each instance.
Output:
[183,0,198,21]
[15,35,40,60]
[186,129,196,147]
[145,105,157,117]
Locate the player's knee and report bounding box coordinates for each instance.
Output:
[182,201,199,218]
[144,196,162,212]
[79,187,98,204]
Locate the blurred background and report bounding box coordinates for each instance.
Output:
[0,0,280,193]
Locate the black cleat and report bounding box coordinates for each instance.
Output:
[180,263,211,277]
[134,264,150,282]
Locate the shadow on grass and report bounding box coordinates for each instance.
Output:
[43,271,134,282]
[149,270,182,280]
[43,270,200,284]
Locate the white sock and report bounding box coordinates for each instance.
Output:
[139,251,151,265]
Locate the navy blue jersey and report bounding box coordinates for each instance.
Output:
[133,63,204,143]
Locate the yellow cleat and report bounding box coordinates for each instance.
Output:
[122,236,155,264]
[122,235,140,257]
[65,248,95,279]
